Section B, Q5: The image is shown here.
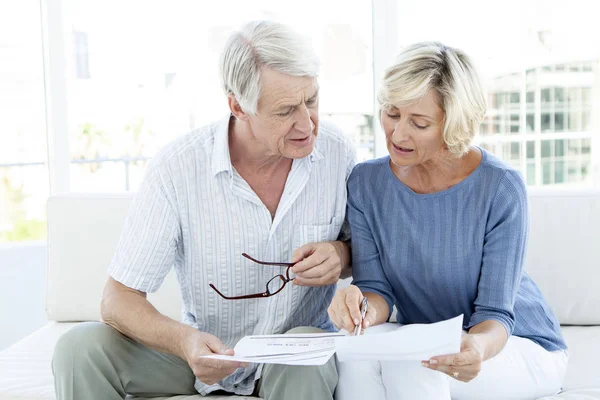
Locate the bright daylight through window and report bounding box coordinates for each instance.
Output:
[0,0,598,243]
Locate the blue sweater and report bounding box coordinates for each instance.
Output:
[348,149,566,352]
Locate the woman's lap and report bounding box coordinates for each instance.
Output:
[336,323,568,400]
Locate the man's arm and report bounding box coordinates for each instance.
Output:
[101,277,245,385]
[101,277,195,358]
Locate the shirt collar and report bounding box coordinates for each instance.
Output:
[308,142,324,163]
[211,114,324,177]
[211,114,235,177]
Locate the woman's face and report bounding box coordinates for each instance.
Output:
[382,89,446,168]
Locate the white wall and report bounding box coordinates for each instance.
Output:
[0,242,47,350]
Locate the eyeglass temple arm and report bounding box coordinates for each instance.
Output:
[242,252,294,267]
[209,283,268,300]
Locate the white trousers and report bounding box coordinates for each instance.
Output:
[336,323,568,400]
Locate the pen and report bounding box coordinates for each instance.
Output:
[353,297,368,336]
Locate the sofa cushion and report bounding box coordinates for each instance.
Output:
[47,191,600,326]
[0,322,260,400]
[560,326,600,391]
[0,322,72,400]
[525,190,600,325]
[539,389,600,399]
[2,323,598,400]
[46,194,182,322]
[130,397,253,400]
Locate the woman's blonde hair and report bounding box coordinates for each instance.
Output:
[378,42,487,157]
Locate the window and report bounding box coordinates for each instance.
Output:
[394,0,599,189]
[541,88,552,103]
[583,111,591,131]
[582,139,591,155]
[0,1,48,242]
[554,113,565,132]
[582,88,592,105]
[569,110,581,131]
[542,161,552,184]
[511,142,520,159]
[526,162,536,185]
[73,31,90,79]
[542,141,553,158]
[63,0,374,191]
[568,88,580,105]
[554,139,566,184]
[4,0,600,242]
[495,93,505,108]
[555,160,565,183]
[526,91,535,103]
[542,113,552,132]
[526,114,535,133]
[555,88,565,103]
[555,140,565,157]
[568,139,581,156]
[526,141,535,159]
[510,115,520,133]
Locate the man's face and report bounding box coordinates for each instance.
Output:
[247,67,319,159]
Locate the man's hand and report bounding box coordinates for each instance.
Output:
[181,330,247,385]
[291,241,349,286]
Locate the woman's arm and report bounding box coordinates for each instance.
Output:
[466,169,529,340]
[468,319,508,361]
[346,166,396,320]
[329,166,396,331]
[426,170,528,381]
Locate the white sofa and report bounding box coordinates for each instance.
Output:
[1,190,599,400]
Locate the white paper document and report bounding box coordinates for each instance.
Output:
[201,315,463,365]
[334,314,463,362]
[202,333,343,366]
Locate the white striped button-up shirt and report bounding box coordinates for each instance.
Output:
[109,114,356,395]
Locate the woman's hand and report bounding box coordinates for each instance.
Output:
[422,333,485,382]
[328,285,377,333]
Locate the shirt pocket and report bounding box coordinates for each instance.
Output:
[292,217,342,250]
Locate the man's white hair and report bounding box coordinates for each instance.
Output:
[220,20,320,115]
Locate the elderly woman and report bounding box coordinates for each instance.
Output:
[329,42,568,400]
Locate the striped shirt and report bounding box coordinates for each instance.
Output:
[349,149,566,352]
[108,114,356,395]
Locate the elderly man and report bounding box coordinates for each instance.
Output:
[52,20,355,400]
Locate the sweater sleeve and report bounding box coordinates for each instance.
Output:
[347,166,396,317]
[466,170,529,336]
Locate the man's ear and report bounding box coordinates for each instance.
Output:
[228,94,250,122]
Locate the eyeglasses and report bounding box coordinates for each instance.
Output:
[209,253,295,300]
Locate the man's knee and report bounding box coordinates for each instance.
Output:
[259,327,339,398]
[283,326,337,376]
[262,360,338,399]
[267,348,338,387]
[52,322,124,373]
[284,326,325,334]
